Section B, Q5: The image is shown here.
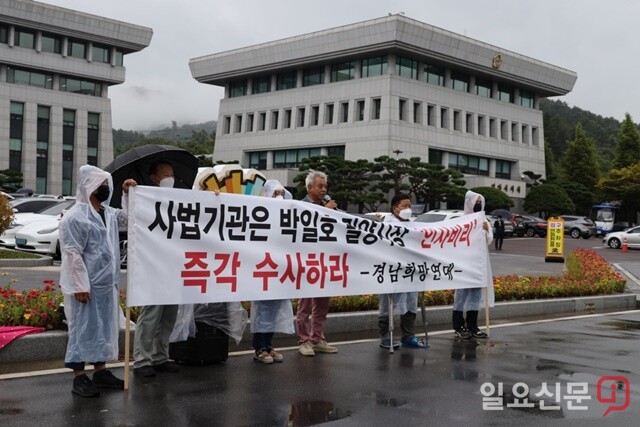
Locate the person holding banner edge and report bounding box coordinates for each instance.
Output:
[296,170,338,356]
[452,190,494,339]
[250,180,296,364]
[59,165,136,397]
[133,161,181,377]
[379,193,427,349]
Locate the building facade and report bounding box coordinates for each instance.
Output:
[190,15,576,208]
[0,0,152,195]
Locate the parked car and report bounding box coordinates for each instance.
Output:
[559,215,597,239]
[603,225,640,249]
[9,197,62,213]
[414,209,464,223]
[513,214,547,237]
[487,215,514,237]
[0,199,72,247]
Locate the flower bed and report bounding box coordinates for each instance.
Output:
[0,250,626,329]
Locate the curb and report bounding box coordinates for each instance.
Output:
[0,255,53,267]
[0,293,636,364]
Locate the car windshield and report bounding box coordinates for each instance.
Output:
[36,200,75,215]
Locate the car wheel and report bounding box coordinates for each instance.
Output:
[55,242,61,261]
[570,228,581,239]
[526,228,536,237]
[608,238,621,249]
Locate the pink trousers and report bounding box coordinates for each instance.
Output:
[296,297,330,344]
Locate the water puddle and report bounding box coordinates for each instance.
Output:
[288,400,350,426]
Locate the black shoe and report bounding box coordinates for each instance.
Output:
[72,374,100,397]
[454,327,472,339]
[152,361,180,373]
[470,329,488,339]
[134,365,156,377]
[92,369,125,389]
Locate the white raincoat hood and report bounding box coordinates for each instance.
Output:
[464,190,485,214]
[263,179,292,199]
[76,165,114,206]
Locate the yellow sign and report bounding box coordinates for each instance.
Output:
[545,217,564,263]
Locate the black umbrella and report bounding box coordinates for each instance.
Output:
[104,144,199,208]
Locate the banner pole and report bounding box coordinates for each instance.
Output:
[124,306,131,390]
[484,287,490,337]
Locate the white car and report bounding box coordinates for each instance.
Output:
[14,216,62,258]
[0,200,74,248]
[603,226,640,249]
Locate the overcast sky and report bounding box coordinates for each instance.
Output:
[43,0,638,131]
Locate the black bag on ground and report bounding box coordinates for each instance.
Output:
[169,303,229,365]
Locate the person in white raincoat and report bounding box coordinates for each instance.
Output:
[452,190,494,339]
[379,193,427,349]
[250,179,295,364]
[59,165,136,397]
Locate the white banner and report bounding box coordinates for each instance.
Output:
[127,187,490,306]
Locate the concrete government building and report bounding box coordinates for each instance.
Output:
[190,14,576,209]
[0,0,151,195]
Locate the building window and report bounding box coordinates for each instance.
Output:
[490,118,497,138]
[36,106,50,194]
[355,100,365,122]
[303,67,324,87]
[223,116,231,134]
[361,56,387,77]
[428,148,444,165]
[62,109,76,195]
[327,146,345,158]
[92,44,111,63]
[498,84,513,103]
[283,109,292,129]
[522,124,530,144]
[511,122,518,142]
[453,110,461,131]
[423,63,444,86]
[449,153,489,176]
[253,76,271,94]
[14,28,35,49]
[276,71,296,90]
[466,113,473,133]
[249,151,267,170]
[495,160,511,179]
[339,102,349,123]
[478,115,486,136]
[331,61,355,82]
[9,102,24,172]
[413,102,422,124]
[310,105,319,126]
[273,148,322,168]
[371,98,381,120]
[440,107,449,129]
[0,24,8,44]
[520,90,534,108]
[532,127,539,146]
[87,113,99,166]
[7,67,53,89]
[427,104,435,126]
[270,110,279,130]
[500,120,508,140]
[67,39,86,59]
[258,112,266,131]
[246,113,254,132]
[114,49,124,66]
[297,107,306,127]
[399,99,407,121]
[234,114,243,133]
[396,57,418,79]
[476,79,492,98]
[41,33,62,54]
[59,76,101,96]
[229,80,247,97]
[325,103,334,124]
[450,71,469,92]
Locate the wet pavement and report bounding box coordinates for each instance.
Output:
[2,310,639,426]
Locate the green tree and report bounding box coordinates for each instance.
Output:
[544,140,558,183]
[559,123,600,191]
[558,181,594,215]
[471,187,514,212]
[597,163,640,223]
[408,163,466,212]
[0,169,23,193]
[370,155,414,197]
[613,113,640,169]
[523,184,574,218]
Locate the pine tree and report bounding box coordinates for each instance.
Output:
[613,113,640,169]
[559,123,600,191]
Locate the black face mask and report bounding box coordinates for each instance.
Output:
[94,185,111,202]
[473,203,482,213]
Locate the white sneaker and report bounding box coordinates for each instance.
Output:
[298,342,315,356]
[253,350,273,364]
[269,349,284,363]
[312,340,338,354]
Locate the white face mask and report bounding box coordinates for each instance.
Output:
[398,208,412,220]
[274,195,284,200]
[158,177,175,188]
